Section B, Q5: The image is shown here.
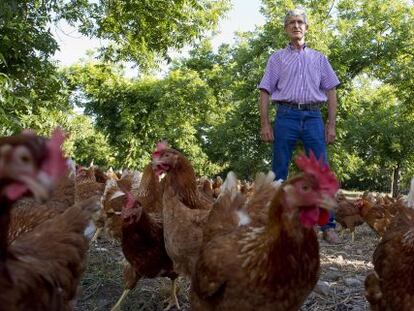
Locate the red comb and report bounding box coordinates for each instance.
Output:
[41,128,68,181]
[125,191,135,209]
[295,151,339,196]
[151,140,169,159]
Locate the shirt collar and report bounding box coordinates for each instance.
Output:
[287,42,307,51]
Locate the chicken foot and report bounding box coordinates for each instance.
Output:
[110,288,130,311]
[163,278,180,310]
[90,227,102,243]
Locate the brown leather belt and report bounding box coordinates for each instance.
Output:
[275,101,323,111]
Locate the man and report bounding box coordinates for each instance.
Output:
[258,7,340,243]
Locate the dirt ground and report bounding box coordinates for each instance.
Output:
[74,221,378,311]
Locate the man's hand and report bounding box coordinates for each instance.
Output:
[325,122,336,144]
[261,123,274,142]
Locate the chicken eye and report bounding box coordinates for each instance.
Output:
[20,154,32,164]
[301,184,310,192]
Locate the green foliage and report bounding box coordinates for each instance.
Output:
[339,80,414,192]
[0,0,231,170]
[0,0,72,134]
[65,62,224,174]
[65,115,116,167]
[60,0,231,70]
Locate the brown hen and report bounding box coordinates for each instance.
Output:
[99,169,141,242]
[191,153,339,311]
[151,143,213,278]
[365,206,414,310]
[0,129,98,310]
[357,195,406,237]
[111,163,179,311]
[335,192,364,242]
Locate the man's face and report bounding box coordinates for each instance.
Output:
[284,15,307,41]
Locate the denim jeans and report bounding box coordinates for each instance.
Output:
[272,105,335,231]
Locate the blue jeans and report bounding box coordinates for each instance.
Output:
[272,105,335,231]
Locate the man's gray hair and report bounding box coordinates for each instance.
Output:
[284,7,308,26]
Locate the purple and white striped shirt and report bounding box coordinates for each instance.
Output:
[258,44,340,104]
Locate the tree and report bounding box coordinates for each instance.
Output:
[60,0,231,70]
[65,62,224,174]
[340,80,414,195]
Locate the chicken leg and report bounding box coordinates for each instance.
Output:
[90,227,102,243]
[164,278,180,311]
[110,289,130,311]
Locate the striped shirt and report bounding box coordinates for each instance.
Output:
[258,44,340,104]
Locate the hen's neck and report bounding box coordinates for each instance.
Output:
[166,158,200,209]
[122,207,161,243]
[360,201,373,218]
[0,196,12,262]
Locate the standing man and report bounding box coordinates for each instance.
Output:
[258,7,341,243]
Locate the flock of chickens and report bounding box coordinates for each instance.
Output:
[0,130,414,311]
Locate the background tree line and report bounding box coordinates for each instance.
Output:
[1,0,413,195]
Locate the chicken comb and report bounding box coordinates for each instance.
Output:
[151,140,169,159]
[41,128,68,182]
[295,151,339,196]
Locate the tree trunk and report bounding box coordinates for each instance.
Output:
[391,165,401,198]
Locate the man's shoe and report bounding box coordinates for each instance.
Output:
[322,228,341,244]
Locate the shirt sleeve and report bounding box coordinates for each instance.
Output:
[320,55,340,91]
[258,53,279,95]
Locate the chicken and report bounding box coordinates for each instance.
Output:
[212,176,223,198]
[364,204,414,310]
[151,142,213,277]
[111,163,178,311]
[191,153,339,311]
[0,129,99,310]
[161,186,211,277]
[75,165,108,242]
[239,179,254,198]
[197,176,214,198]
[99,170,141,242]
[75,164,106,203]
[242,172,282,227]
[8,162,76,243]
[152,142,214,211]
[356,195,405,237]
[335,192,364,242]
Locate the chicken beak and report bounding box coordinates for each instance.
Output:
[17,173,53,203]
[319,194,337,211]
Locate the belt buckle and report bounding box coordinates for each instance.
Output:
[297,102,303,110]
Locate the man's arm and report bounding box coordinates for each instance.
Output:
[259,89,274,142]
[325,88,337,144]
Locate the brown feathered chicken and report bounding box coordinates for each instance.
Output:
[75,164,106,203]
[356,195,406,237]
[364,205,414,310]
[7,162,76,243]
[75,164,107,243]
[111,163,178,311]
[152,142,214,211]
[0,129,99,310]
[151,142,213,278]
[197,176,214,199]
[242,172,282,227]
[98,169,141,242]
[212,176,223,198]
[335,192,364,242]
[191,153,339,311]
